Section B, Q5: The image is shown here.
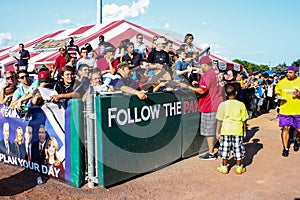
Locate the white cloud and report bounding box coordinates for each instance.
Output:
[164,23,170,28]
[57,18,72,25]
[202,21,207,25]
[200,43,221,54]
[102,0,150,23]
[0,32,12,47]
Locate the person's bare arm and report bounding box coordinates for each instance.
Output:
[178,82,205,94]
[50,92,80,102]
[216,120,222,141]
[120,86,147,100]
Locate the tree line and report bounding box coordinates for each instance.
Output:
[233,58,300,74]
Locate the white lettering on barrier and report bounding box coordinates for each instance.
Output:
[134,107,141,123]
[0,153,5,162]
[33,162,40,172]
[23,160,28,168]
[108,107,117,127]
[107,103,182,127]
[2,155,18,165]
[150,104,161,119]
[127,108,134,124]
[141,106,150,121]
[48,165,61,177]
[0,105,19,118]
[42,165,48,174]
[116,109,127,126]
[0,153,54,176]
[177,101,182,115]
[17,158,24,167]
[163,102,181,117]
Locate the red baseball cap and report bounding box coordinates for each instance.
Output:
[198,56,212,65]
[38,71,50,83]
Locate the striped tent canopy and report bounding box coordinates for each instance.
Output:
[0,20,243,72]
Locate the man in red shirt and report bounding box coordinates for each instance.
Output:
[181,56,224,160]
[52,47,67,79]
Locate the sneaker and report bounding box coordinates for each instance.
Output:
[199,152,217,160]
[235,165,246,175]
[217,164,228,174]
[282,148,289,157]
[294,141,300,152]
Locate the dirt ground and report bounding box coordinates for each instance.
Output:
[1,109,300,200]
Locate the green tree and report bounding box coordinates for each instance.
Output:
[233,59,269,73]
[272,63,287,73]
[291,59,300,67]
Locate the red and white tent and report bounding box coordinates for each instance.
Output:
[0,20,243,72]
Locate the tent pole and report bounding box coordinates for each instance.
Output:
[97,0,102,24]
[86,94,96,188]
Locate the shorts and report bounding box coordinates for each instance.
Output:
[200,112,217,137]
[279,114,300,129]
[218,135,245,160]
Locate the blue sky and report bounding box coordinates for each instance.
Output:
[0,0,299,67]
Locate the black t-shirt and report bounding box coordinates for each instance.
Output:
[54,79,84,96]
[147,49,169,65]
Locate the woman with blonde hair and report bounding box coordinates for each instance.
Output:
[45,137,65,180]
[14,126,26,159]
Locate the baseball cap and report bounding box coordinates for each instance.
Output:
[117,62,133,70]
[104,46,115,53]
[199,56,212,65]
[36,64,49,72]
[38,71,50,83]
[286,66,298,72]
[125,42,134,49]
[156,38,166,44]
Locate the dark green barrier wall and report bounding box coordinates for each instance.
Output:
[96,92,183,187]
[66,99,85,187]
[180,92,208,158]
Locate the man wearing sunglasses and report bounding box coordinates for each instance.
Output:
[10,70,39,111]
[0,71,18,105]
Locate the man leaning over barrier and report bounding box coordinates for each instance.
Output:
[50,65,84,107]
[179,56,224,161]
[114,62,147,100]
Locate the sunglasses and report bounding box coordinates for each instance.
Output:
[19,74,29,79]
[6,76,13,80]
[93,77,102,81]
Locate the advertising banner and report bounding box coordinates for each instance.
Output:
[0,100,85,187]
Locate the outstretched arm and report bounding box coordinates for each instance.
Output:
[121,86,147,100]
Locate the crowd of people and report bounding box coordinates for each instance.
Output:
[0,33,299,177]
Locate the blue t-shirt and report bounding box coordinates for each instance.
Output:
[174,60,188,82]
[114,77,139,90]
[13,80,39,99]
[18,50,30,66]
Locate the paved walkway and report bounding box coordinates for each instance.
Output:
[0,109,300,199]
